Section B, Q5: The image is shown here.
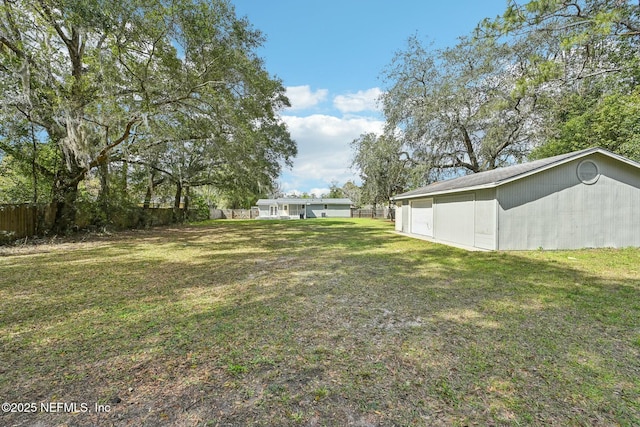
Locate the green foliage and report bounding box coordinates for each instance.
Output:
[327,181,344,199]
[187,193,212,221]
[476,0,640,161]
[0,0,295,232]
[532,90,640,161]
[0,155,38,204]
[72,174,140,230]
[0,145,58,204]
[341,181,362,207]
[227,364,248,376]
[381,35,538,181]
[351,133,409,206]
[377,0,640,179]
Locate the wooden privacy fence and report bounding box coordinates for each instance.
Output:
[0,203,188,243]
[351,208,394,219]
[209,208,395,220]
[0,204,56,242]
[209,208,258,219]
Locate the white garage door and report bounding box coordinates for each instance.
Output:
[410,199,433,237]
[434,194,474,246]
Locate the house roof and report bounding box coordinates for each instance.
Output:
[393,147,640,200]
[256,198,353,206]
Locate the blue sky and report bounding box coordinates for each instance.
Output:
[232,0,510,196]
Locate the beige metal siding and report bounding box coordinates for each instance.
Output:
[498,153,640,250]
[434,193,475,246]
[474,189,497,250]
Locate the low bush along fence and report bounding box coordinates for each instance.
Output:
[1,204,394,242]
[0,203,206,242]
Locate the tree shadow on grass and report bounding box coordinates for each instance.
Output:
[1,220,639,426]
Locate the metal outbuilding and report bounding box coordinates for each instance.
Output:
[392,148,640,250]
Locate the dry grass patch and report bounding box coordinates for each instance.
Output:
[1,219,639,426]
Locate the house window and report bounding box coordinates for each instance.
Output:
[283,205,288,211]
[324,204,328,209]
[577,160,600,184]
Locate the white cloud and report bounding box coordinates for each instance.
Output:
[333,88,383,113]
[285,85,328,110]
[280,187,329,198]
[283,188,302,196]
[308,188,329,197]
[282,114,384,187]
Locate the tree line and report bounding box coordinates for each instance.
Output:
[0,0,296,232]
[352,0,640,207]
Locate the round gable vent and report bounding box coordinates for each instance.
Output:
[577,160,599,184]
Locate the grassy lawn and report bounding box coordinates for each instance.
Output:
[1,218,639,426]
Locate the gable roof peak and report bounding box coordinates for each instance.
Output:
[393,147,638,200]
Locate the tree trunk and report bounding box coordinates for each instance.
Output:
[143,171,156,210]
[143,186,153,210]
[52,171,82,234]
[121,159,128,191]
[183,186,190,221]
[173,182,183,222]
[98,162,110,224]
[31,123,39,234]
[51,27,86,234]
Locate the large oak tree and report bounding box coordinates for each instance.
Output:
[0,0,295,231]
[478,0,640,160]
[381,35,541,183]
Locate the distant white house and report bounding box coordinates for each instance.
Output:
[256,198,353,219]
[393,147,640,250]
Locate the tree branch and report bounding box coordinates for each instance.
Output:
[0,34,26,59]
[87,116,141,173]
[113,158,175,180]
[459,125,480,172]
